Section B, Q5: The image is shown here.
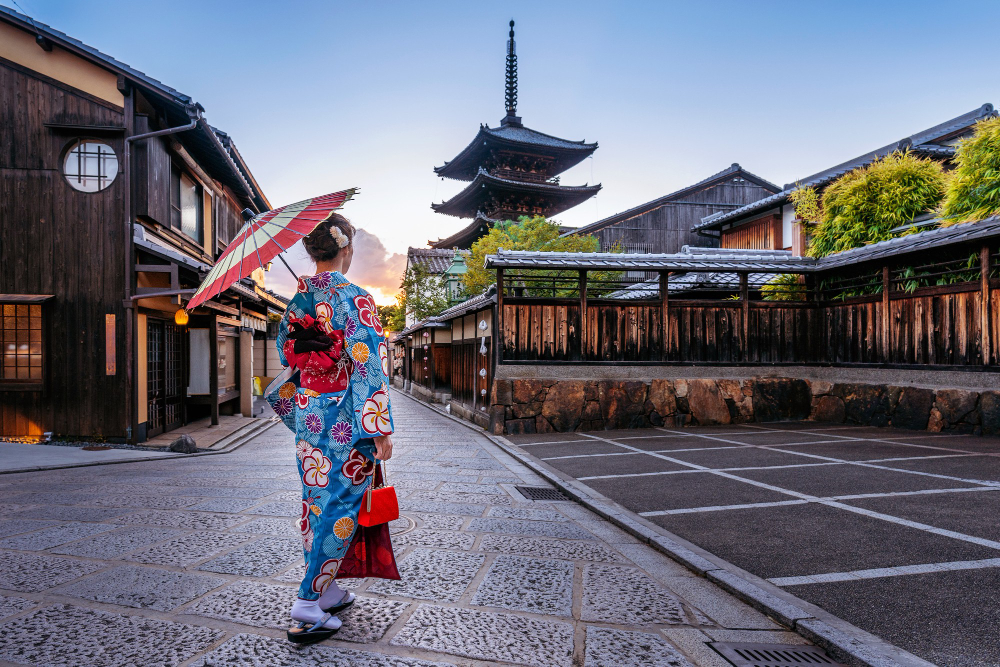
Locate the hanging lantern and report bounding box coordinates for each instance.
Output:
[174,309,189,326]
[479,368,487,378]
[480,344,487,355]
[423,344,428,350]
[478,319,488,331]
[481,389,487,396]
[423,331,430,338]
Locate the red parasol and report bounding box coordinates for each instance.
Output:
[185,188,357,310]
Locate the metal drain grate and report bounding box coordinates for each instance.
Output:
[514,486,569,502]
[710,642,846,667]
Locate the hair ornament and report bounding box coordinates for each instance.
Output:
[329,225,349,248]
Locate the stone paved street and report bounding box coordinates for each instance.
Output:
[0,390,807,666]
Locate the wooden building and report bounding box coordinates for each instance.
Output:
[429,21,600,249]
[693,105,997,253]
[0,7,283,442]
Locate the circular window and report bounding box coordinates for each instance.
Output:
[62,140,119,192]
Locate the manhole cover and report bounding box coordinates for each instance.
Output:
[389,514,415,536]
[515,486,569,502]
[710,642,846,667]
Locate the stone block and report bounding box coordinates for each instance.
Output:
[833,383,890,426]
[934,389,980,427]
[536,415,556,433]
[584,626,694,667]
[197,537,301,577]
[59,565,225,612]
[51,526,186,559]
[810,379,834,396]
[648,379,677,419]
[124,531,254,567]
[512,379,548,405]
[393,528,476,550]
[390,603,574,667]
[169,434,198,453]
[981,392,1000,435]
[811,395,846,423]
[752,378,811,422]
[0,605,223,667]
[541,380,587,431]
[493,379,513,406]
[477,534,627,563]
[505,418,536,435]
[191,633,449,667]
[599,381,649,428]
[686,380,730,425]
[471,554,574,616]
[581,563,687,625]
[674,379,689,398]
[0,595,33,621]
[468,517,595,539]
[368,548,484,602]
[512,401,543,419]
[0,522,115,551]
[891,387,934,430]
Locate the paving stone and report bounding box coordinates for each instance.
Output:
[394,472,482,484]
[0,519,60,538]
[391,479,440,491]
[190,632,452,667]
[0,551,103,591]
[584,626,694,667]
[390,515,415,536]
[471,554,574,616]
[446,482,502,493]
[260,489,302,502]
[51,527,186,559]
[582,563,687,625]
[11,505,129,522]
[392,528,476,550]
[184,580,295,628]
[337,596,410,643]
[58,564,225,611]
[123,531,253,567]
[244,501,299,516]
[660,576,781,629]
[406,490,513,506]
[273,562,306,584]
[0,594,34,619]
[231,516,297,537]
[198,536,301,576]
[169,486,271,498]
[478,534,628,563]
[413,513,465,530]
[0,604,224,667]
[399,498,487,516]
[82,495,206,510]
[113,509,248,530]
[0,522,116,550]
[188,497,262,512]
[391,603,574,667]
[467,517,594,539]
[486,506,569,521]
[369,548,485,601]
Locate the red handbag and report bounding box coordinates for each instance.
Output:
[358,461,399,527]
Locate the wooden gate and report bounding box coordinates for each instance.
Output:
[147,320,185,437]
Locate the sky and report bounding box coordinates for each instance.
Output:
[13,0,1000,302]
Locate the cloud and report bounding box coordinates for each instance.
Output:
[263,229,406,305]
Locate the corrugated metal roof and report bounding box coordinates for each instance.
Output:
[693,104,996,233]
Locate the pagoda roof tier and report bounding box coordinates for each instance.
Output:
[431,168,601,220]
[434,122,598,181]
[428,212,500,249]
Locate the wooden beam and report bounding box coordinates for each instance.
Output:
[882,265,891,362]
[495,268,504,367]
[740,273,749,361]
[579,270,588,359]
[659,271,669,361]
[982,244,992,366]
[209,314,219,426]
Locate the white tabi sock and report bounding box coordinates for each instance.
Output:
[317,581,351,609]
[290,599,342,630]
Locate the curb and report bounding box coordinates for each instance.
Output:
[0,419,279,475]
[393,389,935,667]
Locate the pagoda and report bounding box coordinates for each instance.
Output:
[429,20,600,249]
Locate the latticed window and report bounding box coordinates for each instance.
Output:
[62,140,118,192]
[1,304,43,383]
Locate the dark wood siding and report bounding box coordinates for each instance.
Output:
[132,117,171,226]
[0,59,128,438]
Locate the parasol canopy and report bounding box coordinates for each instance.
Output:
[185,188,357,310]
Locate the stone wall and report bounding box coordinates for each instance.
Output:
[488,377,1000,436]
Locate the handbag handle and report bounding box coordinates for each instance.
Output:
[365,459,386,514]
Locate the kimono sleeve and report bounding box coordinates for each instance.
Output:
[348,290,394,439]
[276,291,312,367]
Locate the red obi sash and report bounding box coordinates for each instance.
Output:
[282,313,353,393]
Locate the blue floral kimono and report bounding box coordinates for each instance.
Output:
[269,270,394,601]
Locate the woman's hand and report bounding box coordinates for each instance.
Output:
[373,434,393,461]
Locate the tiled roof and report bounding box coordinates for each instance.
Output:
[693,104,996,233]
[567,164,779,237]
[431,168,601,219]
[482,124,596,150]
[407,247,468,275]
[437,285,497,320]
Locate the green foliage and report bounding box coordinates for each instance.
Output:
[377,303,405,332]
[899,253,980,293]
[398,264,449,322]
[760,274,807,301]
[788,185,823,224]
[941,116,1000,225]
[464,216,616,296]
[807,152,947,258]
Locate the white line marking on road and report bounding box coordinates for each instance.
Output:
[769,557,1000,587]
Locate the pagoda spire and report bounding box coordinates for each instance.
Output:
[503,20,521,126]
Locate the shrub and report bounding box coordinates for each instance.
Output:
[807,152,947,258]
[788,185,822,224]
[941,116,1000,226]
[760,273,807,301]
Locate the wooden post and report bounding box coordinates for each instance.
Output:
[982,244,992,366]
[740,273,749,361]
[881,265,891,362]
[495,268,504,367]
[239,327,253,417]
[659,271,669,361]
[209,314,219,426]
[579,270,588,359]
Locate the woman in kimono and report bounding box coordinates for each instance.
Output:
[272,213,394,643]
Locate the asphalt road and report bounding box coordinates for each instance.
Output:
[508,422,1000,667]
